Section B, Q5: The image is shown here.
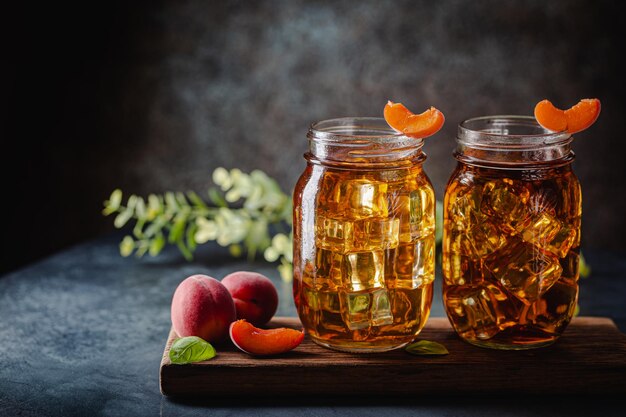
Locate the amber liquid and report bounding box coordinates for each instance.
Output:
[442,163,581,349]
[293,162,435,352]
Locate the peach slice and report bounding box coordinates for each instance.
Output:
[383,101,445,139]
[534,98,601,134]
[229,319,304,356]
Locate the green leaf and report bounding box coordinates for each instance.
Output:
[229,244,242,257]
[208,188,228,208]
[135,240,149,258]
[119,236,135,257]
[126,195,138,211]
[175,192,187,206]
[135,196,146,219]
[147,194,162,220]
[107,189,123,211]
[169,336,216,364]
[165,192,179,211]
[405,340,449,356]
[149,233,166,256]
[186,222,198,251]
[579,252,591,278]
[114,208,134,228]
[133,218,146,238]
[169,213,188,243]
[187,191,208,209]
[144,217,167,238]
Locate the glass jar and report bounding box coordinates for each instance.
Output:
[442,116,582,350]
[293,117,436,352]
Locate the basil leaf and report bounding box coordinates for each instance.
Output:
[405,340,449,356]
[169,336,216,364]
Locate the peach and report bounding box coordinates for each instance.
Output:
[170,274,236,342]
[229,319,304,356]
[221,271,278,326]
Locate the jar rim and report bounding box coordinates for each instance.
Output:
[308,117,422,145]
[306,117,425,166]
[458,115,571,150]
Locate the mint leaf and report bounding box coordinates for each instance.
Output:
[405,340,449,356]
[169,336,216,364]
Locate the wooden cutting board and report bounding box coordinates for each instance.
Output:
[159,316,626,397]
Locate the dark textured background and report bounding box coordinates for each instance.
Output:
[2,0,623,274]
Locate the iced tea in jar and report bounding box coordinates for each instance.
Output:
[443,115,581,349]
[293,117,436,352]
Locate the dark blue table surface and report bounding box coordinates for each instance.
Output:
[1,234,625,416]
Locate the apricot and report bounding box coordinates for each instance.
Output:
[534,98,601,134]
[170,274,236,342]
[229,319,304,356]
[221,271,278,326]
[383,101,445,139]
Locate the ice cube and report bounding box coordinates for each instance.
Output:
[547,222,577,258]
[314,248,342,290]
[482,180,530,232]
[393,236,435,289]
[340,290,371,330]
[394,194,413,243]
[342,250,385,291]
[518,212,563,246]
[448,187,483,232]
[317,290,345,335]
[370,289,394,326]
[484,241,563,302]
[332,179,388,218]
[409,188,435,237]
[352,218,400,251]
[384,288,427,332]
[444,283,515,340]
[524,280,578,334]
[315,215,354,252]
[462,218,506,258]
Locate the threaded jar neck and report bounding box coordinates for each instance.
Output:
[306,117,426,168]
[456,116,574,169]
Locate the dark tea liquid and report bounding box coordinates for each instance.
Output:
[443,163,581,349]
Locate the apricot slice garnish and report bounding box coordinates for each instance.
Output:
[383,101,445,139]
[229,319,304,356]
[534,98,601,134]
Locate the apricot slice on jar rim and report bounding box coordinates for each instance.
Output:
[384,101,445,139]
[534,98,601,134]
[229,319,304,356]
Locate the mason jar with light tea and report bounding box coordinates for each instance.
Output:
[292,115,439,352]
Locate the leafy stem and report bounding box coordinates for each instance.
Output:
[103,168,292,269]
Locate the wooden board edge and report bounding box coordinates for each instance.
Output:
[158,316,626,397]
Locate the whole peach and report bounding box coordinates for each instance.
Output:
[221,271,278,326]
[170,274,236,342]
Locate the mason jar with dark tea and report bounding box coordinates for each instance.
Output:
[442,116,581,349]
